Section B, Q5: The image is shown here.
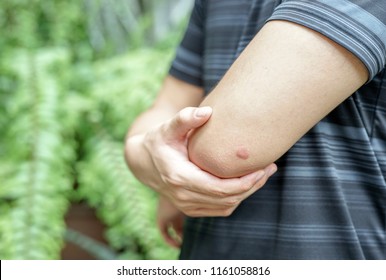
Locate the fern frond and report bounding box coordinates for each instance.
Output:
[0,49,75,259]
[77,132,178,260]
[87,48,174,140]
[72,48,178,260]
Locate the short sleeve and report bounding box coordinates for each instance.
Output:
[169,0,205,87]
[267,0,386,81]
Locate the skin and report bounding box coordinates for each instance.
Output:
[156,195,185,248]
[125,20,367,247]
[236,146,249,160]
[125,76,276,246]
[188,20,368,179]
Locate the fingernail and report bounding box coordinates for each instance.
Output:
[267,165,277,177]
[195,106,212,118]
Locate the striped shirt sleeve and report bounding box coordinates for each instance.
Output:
[169,0,205,87]
[268,0,386,81]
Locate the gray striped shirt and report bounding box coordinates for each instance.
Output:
[170,0,386,259]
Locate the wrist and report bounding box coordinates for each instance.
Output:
[124,134,150,179]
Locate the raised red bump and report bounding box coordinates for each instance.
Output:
[236,146,249,160]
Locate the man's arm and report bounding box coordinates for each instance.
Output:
[125,74,276,217]
[188,20,368,179]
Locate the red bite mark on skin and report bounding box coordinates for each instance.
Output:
[236,146,249,160]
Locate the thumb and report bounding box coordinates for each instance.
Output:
[165,106,212,140]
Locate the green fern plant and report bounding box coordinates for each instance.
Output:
[76,131,178,259]
[0,49,76,259]
[0,0,189,260]
[86,48,173,139]
[72,48,178,259]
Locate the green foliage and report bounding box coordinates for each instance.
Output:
[77,133,177,259]
[71,49,178,259]
[0,0,187,260]
[0,49,75,259]
[0,46,178,260]
[0,0,88,50]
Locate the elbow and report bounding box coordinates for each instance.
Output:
[188,141,237,179]
[188,130,269,179]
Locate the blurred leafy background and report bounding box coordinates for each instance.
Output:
[0,0,193,259]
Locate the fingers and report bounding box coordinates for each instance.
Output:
[169,163,277,217]
[234,164,277,202]
[164,107,212,141]
[163,161,276,200]
[173,219,184,246]
[169,162,266,197]
[184,207,237,218]
[158,221,181,248]
[157,196,184,248]
[148,106,278,218]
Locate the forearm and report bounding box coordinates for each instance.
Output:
[188,20,368,178]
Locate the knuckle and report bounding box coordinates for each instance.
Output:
[183,208,198,217]
[144,130,156,148]
[180,208,190,216]
[176,108,192,125]
[174,114,184,127]
[253,178,266,189]
[173,199,185,210]
[211,188,229,198]
[173,200,185,211]
[240,183,252,192]
[224,198,239,207]
[174,190,189,203]
[187,212,200,218]
[220,208,234,217]
[158,123,169,137]
[162,173,182,187]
